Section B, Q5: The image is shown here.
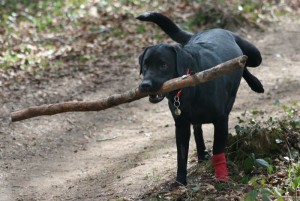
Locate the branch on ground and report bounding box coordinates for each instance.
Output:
[10,56,247,122]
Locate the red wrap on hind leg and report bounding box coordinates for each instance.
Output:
[212,153,229,182]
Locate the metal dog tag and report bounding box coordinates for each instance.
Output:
[174,108,181,116]
[174,96,181,116]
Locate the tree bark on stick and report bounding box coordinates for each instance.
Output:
[10,56,247,122]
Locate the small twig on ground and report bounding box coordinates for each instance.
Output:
[96,136,117,142]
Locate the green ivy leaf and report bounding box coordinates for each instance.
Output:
[292,176,300,189]
[261,188,272,195]
[245,190,258,201]
[192,185,201,192]
[262,194,272,201]
[255,159,269,168]
[244,156,255,173]
[273,187,282,197]
[277,197,285,201]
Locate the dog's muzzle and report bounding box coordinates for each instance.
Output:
[149,94,165,103]
[139,80,165,104]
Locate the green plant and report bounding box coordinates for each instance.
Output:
[286,163,300,200]
[228,102,299,172]
[227,102,299,200]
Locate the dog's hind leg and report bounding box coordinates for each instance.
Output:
[212,116,229,182]
[193,124,210,162]
[172,118,191,187]
[231,33,264,93]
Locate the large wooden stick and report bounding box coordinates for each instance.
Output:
[10,56,247,122]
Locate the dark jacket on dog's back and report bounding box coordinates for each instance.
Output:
[137,12,264,186]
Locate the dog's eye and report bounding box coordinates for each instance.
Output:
[143,65,148,71]
[160,64,168,70]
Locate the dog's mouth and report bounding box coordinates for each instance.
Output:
[149,94,165,104]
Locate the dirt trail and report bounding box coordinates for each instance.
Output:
[0,15,299,201]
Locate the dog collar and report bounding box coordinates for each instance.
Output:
[174,68,190,116]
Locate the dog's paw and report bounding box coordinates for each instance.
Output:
[212,153,229,182]
[169,180,187,190]
[198,150,211,163]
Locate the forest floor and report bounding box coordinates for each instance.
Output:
[0,7,299,201]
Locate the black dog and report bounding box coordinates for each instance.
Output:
[137,12,263,187]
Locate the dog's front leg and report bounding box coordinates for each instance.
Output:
[173,119,191,187]
[212,116,229,182]
[193,124,210,162]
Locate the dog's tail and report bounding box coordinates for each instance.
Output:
[231,33,264,93]
[243,68,264,93]
[136,12,193,44]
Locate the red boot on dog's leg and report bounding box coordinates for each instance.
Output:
[212,153,229,182]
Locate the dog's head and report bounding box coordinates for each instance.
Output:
[139,44,194,103]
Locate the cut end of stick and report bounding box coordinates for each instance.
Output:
[240,55,248,66]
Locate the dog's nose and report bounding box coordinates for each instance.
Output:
[139,80,153,92]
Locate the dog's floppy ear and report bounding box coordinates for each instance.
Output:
[172,46,196,76]
[139,46,150,75]
[138,50,145,75]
